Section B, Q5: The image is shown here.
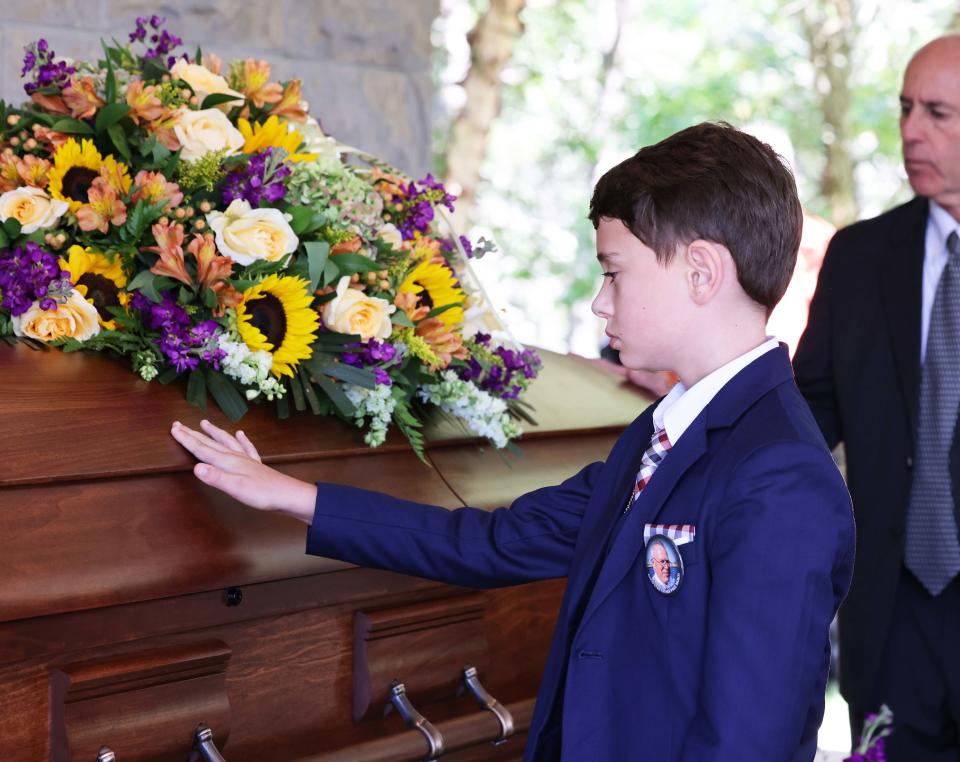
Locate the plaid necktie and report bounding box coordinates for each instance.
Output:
[905,229,960,596]
[624,426,672,514]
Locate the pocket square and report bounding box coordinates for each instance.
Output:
[644,523,696,547]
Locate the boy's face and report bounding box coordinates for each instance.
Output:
[591,217,688,372]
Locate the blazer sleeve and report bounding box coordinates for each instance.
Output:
[678,441,855,761]
[793,234,844,450]
[304,460,603,588]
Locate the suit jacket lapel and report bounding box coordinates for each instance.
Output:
[574,347,795,634]
[577,419,708,631]
[877,196,928,435]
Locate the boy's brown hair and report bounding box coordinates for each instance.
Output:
[588,122,802,312]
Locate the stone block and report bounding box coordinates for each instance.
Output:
[281,0,437,71]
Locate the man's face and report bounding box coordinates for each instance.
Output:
[591,218,688,372]
[900,42,960,210]
[652,542,671,584]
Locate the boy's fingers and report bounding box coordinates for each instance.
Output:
[172,423,236,468]
[199,419,248,455]
[235,430,262,462]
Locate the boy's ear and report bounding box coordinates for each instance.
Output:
[683,240,726,305]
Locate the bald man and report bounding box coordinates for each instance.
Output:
[795,35,960,761]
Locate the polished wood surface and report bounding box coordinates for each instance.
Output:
[0,342,649,760]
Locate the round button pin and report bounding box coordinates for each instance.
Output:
[646,533,684,595]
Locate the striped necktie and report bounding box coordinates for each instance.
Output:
[905,229,960,596]
[624,426,672,514]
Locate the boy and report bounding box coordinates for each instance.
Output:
[172,122,855,761]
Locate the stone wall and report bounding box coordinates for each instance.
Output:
[0,0,438,175]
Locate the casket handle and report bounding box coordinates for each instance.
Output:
[192,723,227,762]
[96,747,116,762]
[462,665,514,745]
[389,681,444,761]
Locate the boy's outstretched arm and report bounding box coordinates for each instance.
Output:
[170,420,317,522]
[171,419,601,587]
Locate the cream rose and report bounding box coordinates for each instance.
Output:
[170,60,244,108]
[173,108,245,162]
[377,223,403,251]
[12,290,100,342]
[206,198,299,266]
[322,276,395,341]
[0,186,69,233]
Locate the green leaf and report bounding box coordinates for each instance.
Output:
[195,46,203,65]
[186,370,208,411]
[321,258,340,286]
[51,117,93,135]
[313,373,355,418]
[426,303,460,320]
[142,57,169,82]
[3,218,21,239]
[306,357,378,390]
[107,122,132,163]
[127,270,161,302]
[391,310,414,328]
[138,133,158,157]
[286,205,314,235]
[94,102,130,132]
[151,141,171,164]
[157,367,179,384]
[0,228,9,249]
[101,41,117,102]
[289,372,306,411]
[298,366,323,414]
[202,288,217,308]
[329,251,380,275]
[201,92,245,110]
[305,241,330,294]
[276,393,290,420]
[205,370,248,422]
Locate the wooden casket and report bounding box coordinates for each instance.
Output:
[0,342,649,761]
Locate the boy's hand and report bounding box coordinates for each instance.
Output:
[170,419,317,523]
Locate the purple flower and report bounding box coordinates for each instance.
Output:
[341,338,400,386]
[457,340,542,400]
[0,242,71,316]
[383,174,458,242]
[131,292,224,373]
[222,148,291,207]
[129,15,181,62]
[20,39,75,95]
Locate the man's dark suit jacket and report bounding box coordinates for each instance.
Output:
[307,347,854,761]
[794,196,960,713]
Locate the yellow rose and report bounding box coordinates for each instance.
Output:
[321,276,396,341]
[12,290,100,342]
[170,60,244,109]
[173,108,245,163]
[0,186,69,233]
[377,223,403,251]
[206,198,298,266]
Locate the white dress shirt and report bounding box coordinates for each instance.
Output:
[652,338,780,446]
[922,201,960,363]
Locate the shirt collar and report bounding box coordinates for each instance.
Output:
[652,337,779,445]
[928,200,957,255]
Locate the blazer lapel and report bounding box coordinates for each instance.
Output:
[877,197,928,436]
[573,347,795,634]
[577,418,708,631]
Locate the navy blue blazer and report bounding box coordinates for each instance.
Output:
[306,346,855,761]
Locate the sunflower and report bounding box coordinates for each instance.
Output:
[237,116,315,162]
[397,255,465,330]
[47,138,131,213]
[60,245,129,329]
[236,274,319,377]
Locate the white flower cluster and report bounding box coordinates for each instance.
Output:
[344,383,397,448]
[419,371,522,449]
[217,335,286,401]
